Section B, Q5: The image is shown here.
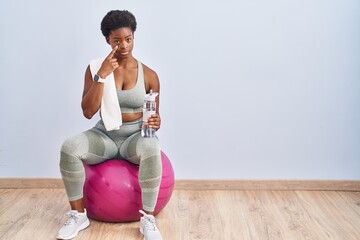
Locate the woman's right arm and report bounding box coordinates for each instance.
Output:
[81,46,119,119]
[81,66,104,119]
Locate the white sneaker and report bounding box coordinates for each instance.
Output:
[56,210,90,240]
[139,210,163,240]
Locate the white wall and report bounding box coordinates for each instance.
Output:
[0,0,359,179]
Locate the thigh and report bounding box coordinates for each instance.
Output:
[119,132,160,165]
[62,127,120,165]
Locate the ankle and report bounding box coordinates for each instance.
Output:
[143,210,154,215]
[69,199,85,213]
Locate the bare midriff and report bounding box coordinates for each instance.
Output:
[122,112,143,122]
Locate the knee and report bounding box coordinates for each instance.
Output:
[137,137,161,157]
[59,134,87,168]
[60,139,73,157]
[61,132,90,155]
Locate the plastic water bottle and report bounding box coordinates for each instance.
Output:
[142,90,158,137]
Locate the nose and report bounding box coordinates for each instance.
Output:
[119,40,127,49]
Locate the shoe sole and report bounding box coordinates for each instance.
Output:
[57,219,90,240]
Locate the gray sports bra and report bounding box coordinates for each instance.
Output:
[117,61,146,114]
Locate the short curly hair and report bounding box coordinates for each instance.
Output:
[100,10,137,37]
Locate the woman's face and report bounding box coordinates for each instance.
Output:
[107,27,134,58]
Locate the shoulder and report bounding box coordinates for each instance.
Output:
[141,62,159,81]
[140,62,160,91]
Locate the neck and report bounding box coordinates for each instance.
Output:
[115,55,137,68]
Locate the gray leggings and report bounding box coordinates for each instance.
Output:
[59,118,162,212]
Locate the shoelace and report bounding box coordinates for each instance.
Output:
[139,210,158,231]
[144,216,157,231]
[64,211,79,226]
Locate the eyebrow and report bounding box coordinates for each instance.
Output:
[113,34,132,39]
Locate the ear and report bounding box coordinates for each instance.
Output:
[105,37,110,44]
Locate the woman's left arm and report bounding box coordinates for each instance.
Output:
[144,66,161,131]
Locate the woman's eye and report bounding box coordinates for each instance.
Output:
[126,38,131,43]
[115,40,120,44]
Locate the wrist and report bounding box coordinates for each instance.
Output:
[94,73,106,83]
[96,70,108,79]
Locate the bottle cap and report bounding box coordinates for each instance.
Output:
[145,89,158,101]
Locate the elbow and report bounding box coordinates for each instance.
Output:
[83,109,95,119]
[81,100,100,119]
[83,110,93,119]
[83,112,93,119]
[82,106,94,119]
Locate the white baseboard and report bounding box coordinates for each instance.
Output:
[0,178,359,191]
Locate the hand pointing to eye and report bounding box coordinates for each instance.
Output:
[97,46,119,79]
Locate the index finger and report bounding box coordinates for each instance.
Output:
[107,45,118,59]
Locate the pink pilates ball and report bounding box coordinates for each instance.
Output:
[83,151,174,222]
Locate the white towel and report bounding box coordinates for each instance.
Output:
[89,58,122,131]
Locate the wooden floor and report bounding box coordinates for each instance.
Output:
[0,189,360,240]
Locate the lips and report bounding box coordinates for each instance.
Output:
[120,51,129,55]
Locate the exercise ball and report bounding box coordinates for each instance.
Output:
[83,151,174,222]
